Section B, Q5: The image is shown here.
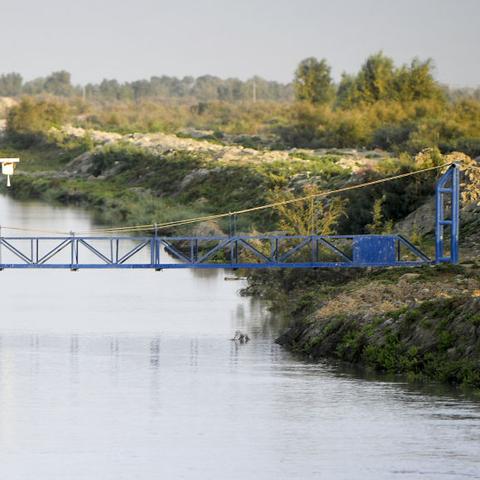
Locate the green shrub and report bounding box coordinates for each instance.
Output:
[6,97,67,147]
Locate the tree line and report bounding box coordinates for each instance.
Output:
[0,71,293,102]
[1,53,479,105]
[292,52,478,106]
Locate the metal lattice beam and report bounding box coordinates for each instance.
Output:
[0,234,433,270]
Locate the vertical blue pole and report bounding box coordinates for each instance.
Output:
[150,237,155,267]
[451,164,460,264]
[435,172,444,264]
[155,238,161,268]
[70,232,78,271]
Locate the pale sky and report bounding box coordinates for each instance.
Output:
[1,0,479,86]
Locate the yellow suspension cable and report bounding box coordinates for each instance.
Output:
[78,162,453,234]
[0,225,71,235]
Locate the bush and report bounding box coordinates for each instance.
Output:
[6,97,67,147]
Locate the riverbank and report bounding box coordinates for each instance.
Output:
[245,263,480,390]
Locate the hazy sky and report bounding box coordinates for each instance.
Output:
[1,0,479,86]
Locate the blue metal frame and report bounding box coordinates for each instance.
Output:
[435,164,460,264]
[0,234,432,270]
[0,165,460,270]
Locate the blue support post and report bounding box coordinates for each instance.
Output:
[435,163,460,264]
[451,164,460,264]
[435,176,443,262]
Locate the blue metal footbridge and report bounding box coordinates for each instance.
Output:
[0,165,460,270]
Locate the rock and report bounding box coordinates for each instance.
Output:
[394,197,436,237]
[57,125,122,144]
[231,330,250,343]
[191,220,223,237]
[179,168,210,190]
[64,151,96,176]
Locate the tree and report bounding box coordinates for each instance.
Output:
[269,184,348,235]
[366,196,393,233]
[177,76,195,97]
[294,57,335,104]
[98,79,122,100]
[336,53,443,107]
[44,70,74,96]
[0,73,23,96]
[191,75,223,101]
[217,78,245,101]
[336,73,360,108]
[131,79,152,101]
[393,58,443,102]
[355,52,395,103]
[22,77,46,95]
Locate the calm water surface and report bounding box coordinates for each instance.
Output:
[0,195,479,480]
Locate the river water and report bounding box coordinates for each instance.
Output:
[0,194,479,480]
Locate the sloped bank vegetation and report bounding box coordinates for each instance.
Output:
[278,293,480,389]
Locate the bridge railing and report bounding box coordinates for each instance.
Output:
[0,234,431,269]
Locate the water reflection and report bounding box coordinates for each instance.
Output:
[150,337,161,368]
[0,331,479,479]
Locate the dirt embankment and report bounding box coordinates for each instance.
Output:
[51,125,384,175]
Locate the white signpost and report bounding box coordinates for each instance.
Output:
[0,158,19,187]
